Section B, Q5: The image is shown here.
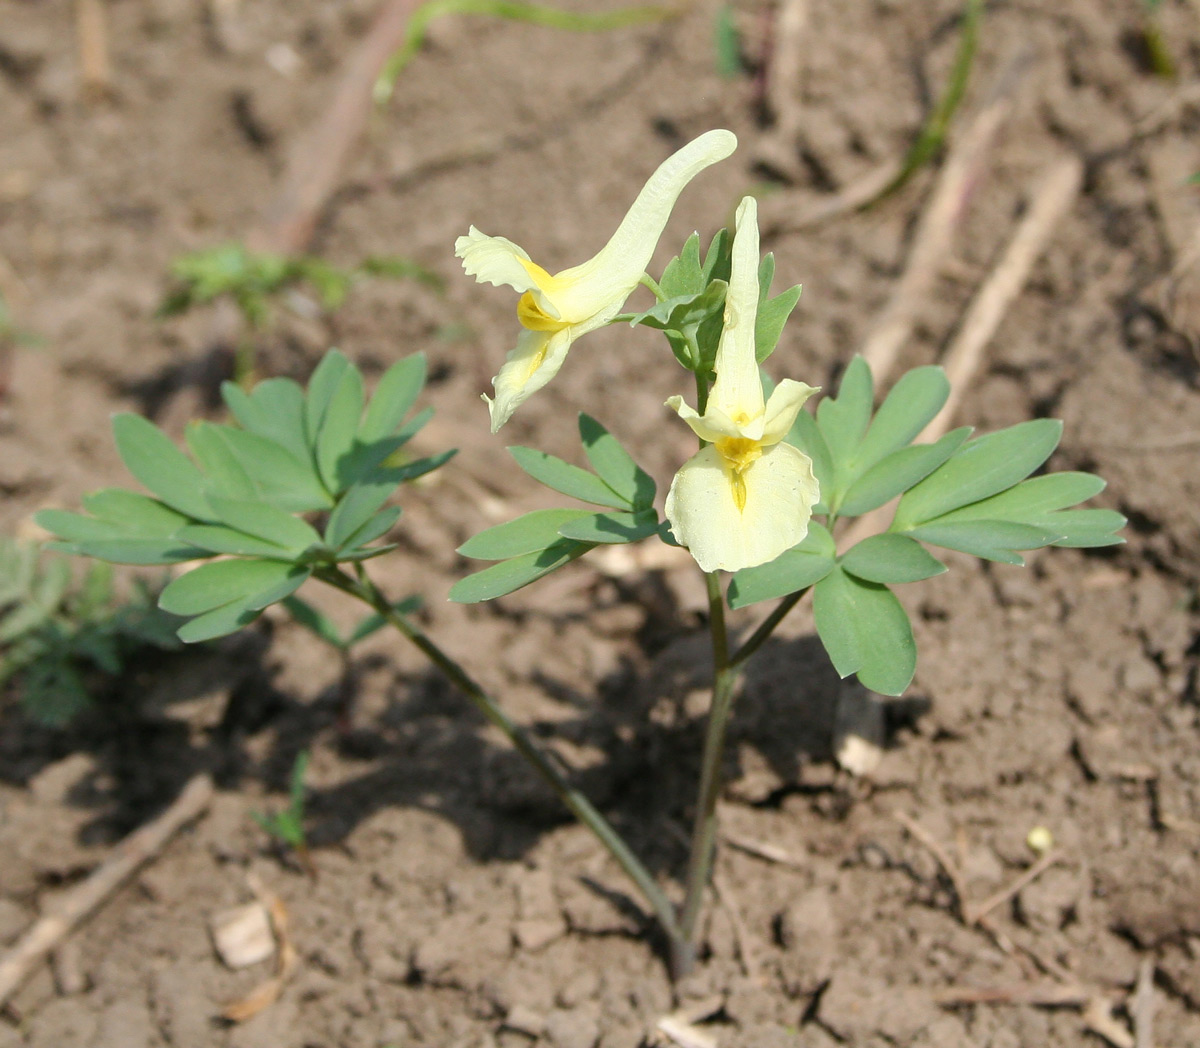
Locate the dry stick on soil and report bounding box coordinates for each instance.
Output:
[75,0,113,99]
[751,0,810,181]
[1083,997,1137,1048]
[248,0,424,255]
[1134,956,1156,1048]
[856,68,1020,382]
[0,774,214,1008]
[924,154,1084,439]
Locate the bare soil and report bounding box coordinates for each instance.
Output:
[1,1,1198,1046]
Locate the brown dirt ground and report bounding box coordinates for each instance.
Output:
[1,0,1199,1046]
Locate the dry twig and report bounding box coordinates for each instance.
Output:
[1083,996,1135,1048]
[75,0,113,99]
[0,774,214,1007]
[963,848,1060,926]
[1134,957,1156,1048]
[249,0,423,255]
[858,62,1021,381]
[720,830,805,869]
[751,0,810,181]
[923,155,1083,440]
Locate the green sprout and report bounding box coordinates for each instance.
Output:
[253,749,314,876]
[373,0,672,105]
[159,243,441,385]
[1141,0,1176,80]
[0,540,182,726]
[866,0,983,206]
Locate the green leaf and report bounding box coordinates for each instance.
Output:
[659,232,704,298]
[713,3,742,78]
[112,414,211,519]
[893,419,1063,529]
[281,595,345,649]
[222,378,310,464]
[81,489,194,535]
[906,520,1065,565]
[920,471,1106,525]
[851,366,949,473]
[359,354,426,441]
[839,427,971,517]
[334,506,402,554]
[727,522,837,608]
[175,598,263,643]
[304,350,352,445]
[816,356,873,477]
[325,479,398,551]
[840,533,946,584]
[449,540,592,603]
[508,447,630,509]
[160,559,311,616]
[205,497,322,555]
[557,509,659,544]
[185,421,257,500]
[459,509,593,560]
[48,537,207,566]
[1042,508,1126,548]
[623,283,725,334]
[209,426,333,512]
[344,596,420,646]
[785,411,833,512]
[754,252,801,364]
[176,524,298,559]
[813,566,916,696]
[578,414,655,509]
[316,365,366,492]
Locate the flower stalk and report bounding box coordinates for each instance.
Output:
[315,564,688,951]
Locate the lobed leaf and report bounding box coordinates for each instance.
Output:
[727,522,837,608]
[316,365,366,492]
[893,419,1063,529]
[556,509,659,544]
[459,509,593,560]
[839,427,971,517]
[578,414,655,509]
[906,520,1064,565]
[186,421,257,501]
[816,356,873,470]
[222,378,310,464]
[813,566,916,696]
[449,540,592,603]
[303,350,352,445]
[205,496,323,556]
[112,414,211,520]
[840,533,946,584]
[850,366,949,473]
[508,447,630,509]
[160,558,310,617]
[359,354,426,441]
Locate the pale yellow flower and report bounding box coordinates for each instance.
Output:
[664,197,819,573]
[456,129,737,432]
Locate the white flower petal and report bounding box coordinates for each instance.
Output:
[455,227,541,293]
[665,442,819,573]
[708,196,764,422]
[666,397,749,444]
[547,130,738,321]
[485,327,574,432]
[761,380,820,445]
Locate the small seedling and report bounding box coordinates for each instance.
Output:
[253,750,315,876]
[0,539,183,726]
[159,243,441,385]
[373,0,671,104]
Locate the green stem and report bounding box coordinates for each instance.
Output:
[729,586,811,668]
[640,272,669,302]
[672,571,736,977]
[318,565,685,948]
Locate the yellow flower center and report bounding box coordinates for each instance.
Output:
[715,436,763,512]
[517,291,570,332]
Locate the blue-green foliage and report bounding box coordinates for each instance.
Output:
[730,355,1124,695]
[37,351,452,642]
